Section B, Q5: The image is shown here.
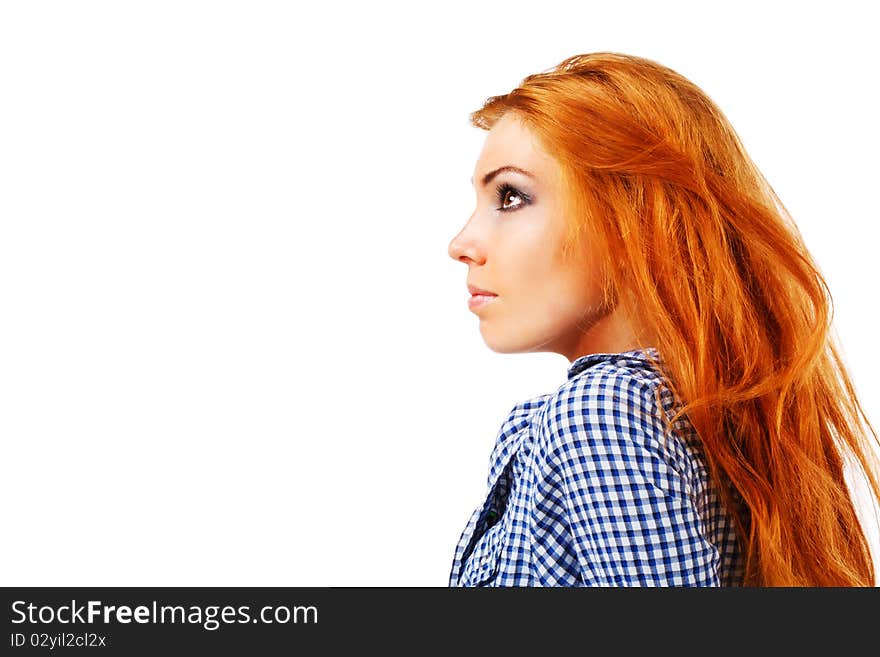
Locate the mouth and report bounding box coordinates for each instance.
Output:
[467,284,497,297]
[467,293,497,311]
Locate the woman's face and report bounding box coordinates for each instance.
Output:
[448,113,641,361]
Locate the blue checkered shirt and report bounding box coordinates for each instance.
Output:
[448,348,745,586]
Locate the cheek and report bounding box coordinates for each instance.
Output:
[501,227,596,310]
[542,291,586,325]
[544,269,602,317]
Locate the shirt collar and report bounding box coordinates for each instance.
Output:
[567,346,662,380]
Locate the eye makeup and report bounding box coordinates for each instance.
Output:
[494,182,532,212]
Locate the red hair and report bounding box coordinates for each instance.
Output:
[470,52,880,586]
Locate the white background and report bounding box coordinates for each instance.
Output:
[1,1,877,586]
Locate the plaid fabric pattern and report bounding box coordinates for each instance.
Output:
[448,347,745,587]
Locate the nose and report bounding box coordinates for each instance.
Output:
[448,218,484,265]
[447,233,462,261]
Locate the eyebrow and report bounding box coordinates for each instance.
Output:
[470,165,535,188]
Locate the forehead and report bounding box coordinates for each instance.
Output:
[473,113,555,180]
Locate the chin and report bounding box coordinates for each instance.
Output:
[484,343,518,354]
[480,328,551,355]
[479,329,514,354]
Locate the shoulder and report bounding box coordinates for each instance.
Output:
[534,355,689,493]
[484,391,553,485]
[502,393,553,430]
[491,391,553,458]
[539,354,663,441]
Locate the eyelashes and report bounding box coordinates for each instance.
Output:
[494,182,531,212]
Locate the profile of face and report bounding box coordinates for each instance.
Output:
[447,113,643,361]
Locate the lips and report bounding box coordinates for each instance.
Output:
[467,284,497,297]
[467,293,496,311]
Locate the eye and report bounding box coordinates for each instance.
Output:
[494,182,531,212]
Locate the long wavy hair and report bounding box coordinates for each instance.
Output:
[469,52,880,586]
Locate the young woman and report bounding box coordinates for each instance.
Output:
[446,52,880,587]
